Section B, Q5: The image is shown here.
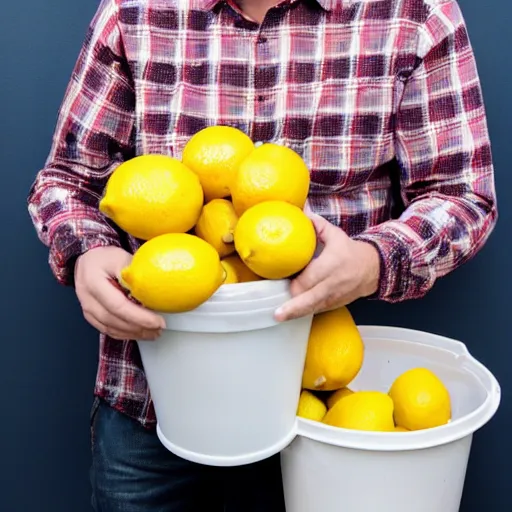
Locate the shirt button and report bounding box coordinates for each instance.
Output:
[257,95,266,102]
[257,35,268,44]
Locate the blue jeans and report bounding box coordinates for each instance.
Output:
[90,398,286,511]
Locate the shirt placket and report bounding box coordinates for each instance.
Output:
[252,13,280,143]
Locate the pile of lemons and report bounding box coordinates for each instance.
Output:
[99,126,316,313]
[297,307,452,433]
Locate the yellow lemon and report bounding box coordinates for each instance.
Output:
[394,426,410,432]
[234,200,316,279]
[182,125,254,201]
[302,307,364,391]
[195,199,238,258]
[323,391,395,432]
[221,260,239,284]
[326,387,354,410]
[120,233,225,313]
[389,367,451,431]
[230,143,310,215]
[297,390,327,422]
[220,254,263,284]
[99,155,203,240]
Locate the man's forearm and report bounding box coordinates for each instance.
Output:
[28,162,122,286]
[353,190,497,302]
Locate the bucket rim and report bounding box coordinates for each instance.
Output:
[157,279,292,318]
[294,325,501,452]
[206,279,290,303]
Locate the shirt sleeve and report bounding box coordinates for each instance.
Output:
[27,0,134,286]
[354,0,497,302]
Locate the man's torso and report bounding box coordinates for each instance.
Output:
[95,0,439,426]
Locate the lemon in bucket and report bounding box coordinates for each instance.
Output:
[234,200,316,279]
[182,125,254,201]
[220,254,262,284]
[389,367,451,431]
[323,391,395,432]
[99,155,204,240]
[230,143,310,215]
[120,233,225,313]
[326,387,354,410]
[302,307,364,391]
[195,199,239,258]
[297,390,327,422]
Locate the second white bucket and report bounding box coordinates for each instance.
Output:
[281,326,501,512]
[137,279,313,467]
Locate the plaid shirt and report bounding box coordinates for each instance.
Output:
[28,0,497,427]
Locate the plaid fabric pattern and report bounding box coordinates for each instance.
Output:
[27,0,497,427]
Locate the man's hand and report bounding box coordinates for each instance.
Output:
[274,214,380,321]
[75,246,166,340]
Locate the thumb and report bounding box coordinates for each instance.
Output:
[105,248,133,278]
[307,213,345,244]
[87,247,133,287]
[114,252,133,276]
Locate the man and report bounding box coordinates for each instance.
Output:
[27,0,497,510]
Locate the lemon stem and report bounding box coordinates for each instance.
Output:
[314,376,327,388]
[222,232,234,244]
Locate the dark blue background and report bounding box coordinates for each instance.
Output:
[0,1,508,510]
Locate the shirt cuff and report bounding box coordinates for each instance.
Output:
[353,228,412,303]
[49,227,121,286]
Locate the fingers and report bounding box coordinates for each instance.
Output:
[83,300,162,339]
[308,213,348,246]
[275,283,330,322]
[75,247,166,339]
[289,256,330,297]
[290,240,342,297]
[290,215,348,298]
[91,280,166,331]
[83,312,133,340]
[105,249,133,276]
[83,310,161,341]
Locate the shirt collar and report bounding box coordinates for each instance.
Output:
[195,0,338,12]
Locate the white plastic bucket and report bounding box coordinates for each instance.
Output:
[281,325,501,512]
[137,279,313,467]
